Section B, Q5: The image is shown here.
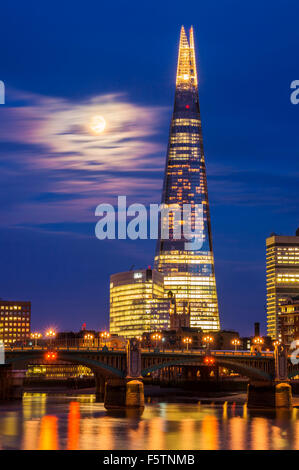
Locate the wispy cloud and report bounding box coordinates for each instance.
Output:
[1,88,297,234]
[208,166,299,211]
[1,90,166,170]
[0,90,168,228]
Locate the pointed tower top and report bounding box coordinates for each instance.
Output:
[176,26,198,89]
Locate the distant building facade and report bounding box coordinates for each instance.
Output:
[266,230,299,338]
[110,269,170,338]
[168,293,190,330]
[53,330,126,349]
[213,330,239,350]
[26,363,93,379]
[0,300,31,346]
[240,322,273,352]
[278,296,299,346]
[142,327,203,350]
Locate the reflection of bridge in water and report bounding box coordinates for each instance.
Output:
[1,344,298,409]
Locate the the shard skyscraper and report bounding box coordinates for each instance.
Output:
[154,26,220,331]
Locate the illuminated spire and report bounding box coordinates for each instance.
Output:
[176,25,198,89]
[155,26,220,332]
[189,26,198,87]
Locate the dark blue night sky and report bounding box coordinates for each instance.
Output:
[0,0,298,335]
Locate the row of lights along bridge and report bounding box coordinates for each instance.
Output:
[23,328,277,359]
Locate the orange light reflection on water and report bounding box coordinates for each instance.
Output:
[200,415,218,450]
[1,395,299,450]
[147,417,165,449]
[67,401,80,450]
[251,417,269,450]
[229,417,245,450]
[179,419,195,449]
[39,415,58,450]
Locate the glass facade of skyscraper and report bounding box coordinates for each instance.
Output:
[154,26,220,331]
[266,232,299,339]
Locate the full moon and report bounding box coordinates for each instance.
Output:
[90,115,106,134]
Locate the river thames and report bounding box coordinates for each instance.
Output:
[0,393,298,450]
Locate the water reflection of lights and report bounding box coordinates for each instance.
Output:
[200,415,219,450]
[148,417,165,449]
[128,420,146,449]
[222,401,228,420]
[0,395,299,450]
[251,418,269,450]
[180,419,195,450]
[39,415,58,450]
[23,393,47,419]
[2,412,18,436]
[22,420,39,450]
[67,402,80,450]
[229,417,245,449]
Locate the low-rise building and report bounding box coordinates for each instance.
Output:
[278,296,299,346]
[53,330,126,349]
[213,330,240,350]
[142,327,203,350]
[0,300,31,346]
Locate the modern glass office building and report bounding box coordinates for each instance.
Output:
[110,269,170,338]
[154,26,220,331]
[266,230,299,338]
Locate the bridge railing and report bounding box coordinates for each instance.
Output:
[212,350,274,358]
[4,346,126,352]
[4,346,274,358]
[141,349,274,358]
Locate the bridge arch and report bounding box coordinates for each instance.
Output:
[141,357,272,381]
[5,352,125,378]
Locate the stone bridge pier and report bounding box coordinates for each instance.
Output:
[94,371,106,402]
[0,364,24,400]
[247,345,292,409]
[104,339,144,410]
[0,365,13,400]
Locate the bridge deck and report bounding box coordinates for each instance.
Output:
[3,346,274,358]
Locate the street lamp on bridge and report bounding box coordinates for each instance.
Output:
[84,333,94,347]
[151,333,162,349]
[30,332,42,347]
[203,335,214,352]
[253,337,263,346]
[45,329,56,347]
[231,338,241,352]
[100,331,110,348]
[251,336,264,354]
[45,329,56,338]
[183,337,192,351]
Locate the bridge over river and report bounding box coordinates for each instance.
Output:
[1,342,298,409]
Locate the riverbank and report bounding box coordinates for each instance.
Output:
[21,384,252,404]
[22,383,299,406]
